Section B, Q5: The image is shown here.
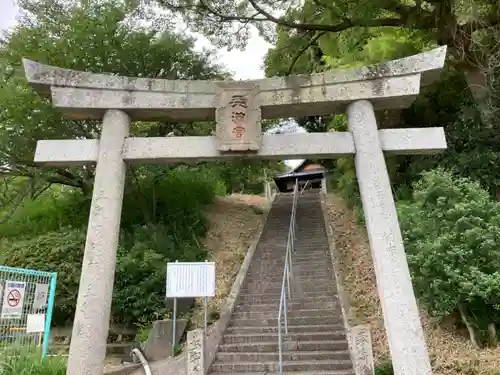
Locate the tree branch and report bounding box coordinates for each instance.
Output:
[246,0,404,32]
[462,13,500,34]
[195,0,267,22]
[287,31,326,75]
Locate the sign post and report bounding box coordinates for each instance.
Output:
[166,261,216,356]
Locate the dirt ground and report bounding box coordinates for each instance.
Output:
[190,194,268,329]
[325,193,500,375]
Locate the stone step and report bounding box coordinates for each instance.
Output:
[229,315,343,327]
[209,193,354,375]
[210,359,353,372]
[244,273,333,282]
[256,260,332,267]
[246,266,333,274]
[246,260,332,267]
[240,284,334,295]
[225,324,345,335]
[216,350,351,362]
[232,308,341,320]
[234,300,338,312]
[245,268,333,276]
[252,255,331,263]
[237,293,338,304]
[243,278,334,287]
[244,275,334,284]
[221,333,348,346]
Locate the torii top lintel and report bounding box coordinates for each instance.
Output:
[22,46,446,121]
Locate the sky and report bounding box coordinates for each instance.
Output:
[0,0,302,169]
[0,0,272,80]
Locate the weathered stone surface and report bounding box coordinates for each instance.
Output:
[187,330,204,375]
[66,110,130,375]
[351,325,375,375]
[215,82,261,152]
[143,319,188,362]
[346,100,432,375]
[33,128,447,167]
[22,47,446,121]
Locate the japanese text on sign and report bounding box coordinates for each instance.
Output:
[166,262,215,298]
[1,281,26,319]
[229,95,248,140]
[215,82,261,152]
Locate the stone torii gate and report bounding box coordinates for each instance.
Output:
[23,46,447,375]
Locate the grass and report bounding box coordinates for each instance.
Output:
[0,349,66,375]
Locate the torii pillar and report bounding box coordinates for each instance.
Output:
[23,46,447,375]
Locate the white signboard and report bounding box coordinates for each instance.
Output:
[166,262,215,298]
[1,280,26,319]
[27,314,46,333]
[33,283,49,309]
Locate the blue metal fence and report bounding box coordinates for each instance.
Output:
[0,265,57,358]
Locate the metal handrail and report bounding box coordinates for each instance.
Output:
[277,179,299,375]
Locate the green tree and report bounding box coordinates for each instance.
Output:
[161,0,499,77]
[398,169,500,348]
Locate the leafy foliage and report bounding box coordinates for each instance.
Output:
[0,168,219,325]
[162,0,500,79]
[398,169,500,345]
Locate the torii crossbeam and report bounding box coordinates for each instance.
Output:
[23,46,447,375]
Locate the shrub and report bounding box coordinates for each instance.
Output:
[0,187,88,239]
[398,168,500,347]
[375,359,394,375]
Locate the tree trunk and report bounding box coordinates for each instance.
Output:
[463,69,492,123]
[458,303,480,349]
[488,323,497,346]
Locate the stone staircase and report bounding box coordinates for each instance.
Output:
[209,189,354,375]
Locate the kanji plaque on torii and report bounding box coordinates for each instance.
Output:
[215,82,261,152]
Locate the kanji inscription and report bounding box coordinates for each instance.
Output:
[352,325,375,375]
[215,82,261,152]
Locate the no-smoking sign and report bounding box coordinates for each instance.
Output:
[7,289,21,307]
[1,281,26,319]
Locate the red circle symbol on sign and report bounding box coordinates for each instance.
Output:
[7,290,21,307]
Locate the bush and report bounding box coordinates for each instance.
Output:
[375,360,394,375]
[0,167,218,325]
[398,168,500,346]
[0,187,88,239]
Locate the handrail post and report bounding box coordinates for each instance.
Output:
[286,249,291,299]
[283,287,288,335]
[277,178,300,375]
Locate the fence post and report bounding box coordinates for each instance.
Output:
[42,272,57,358]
